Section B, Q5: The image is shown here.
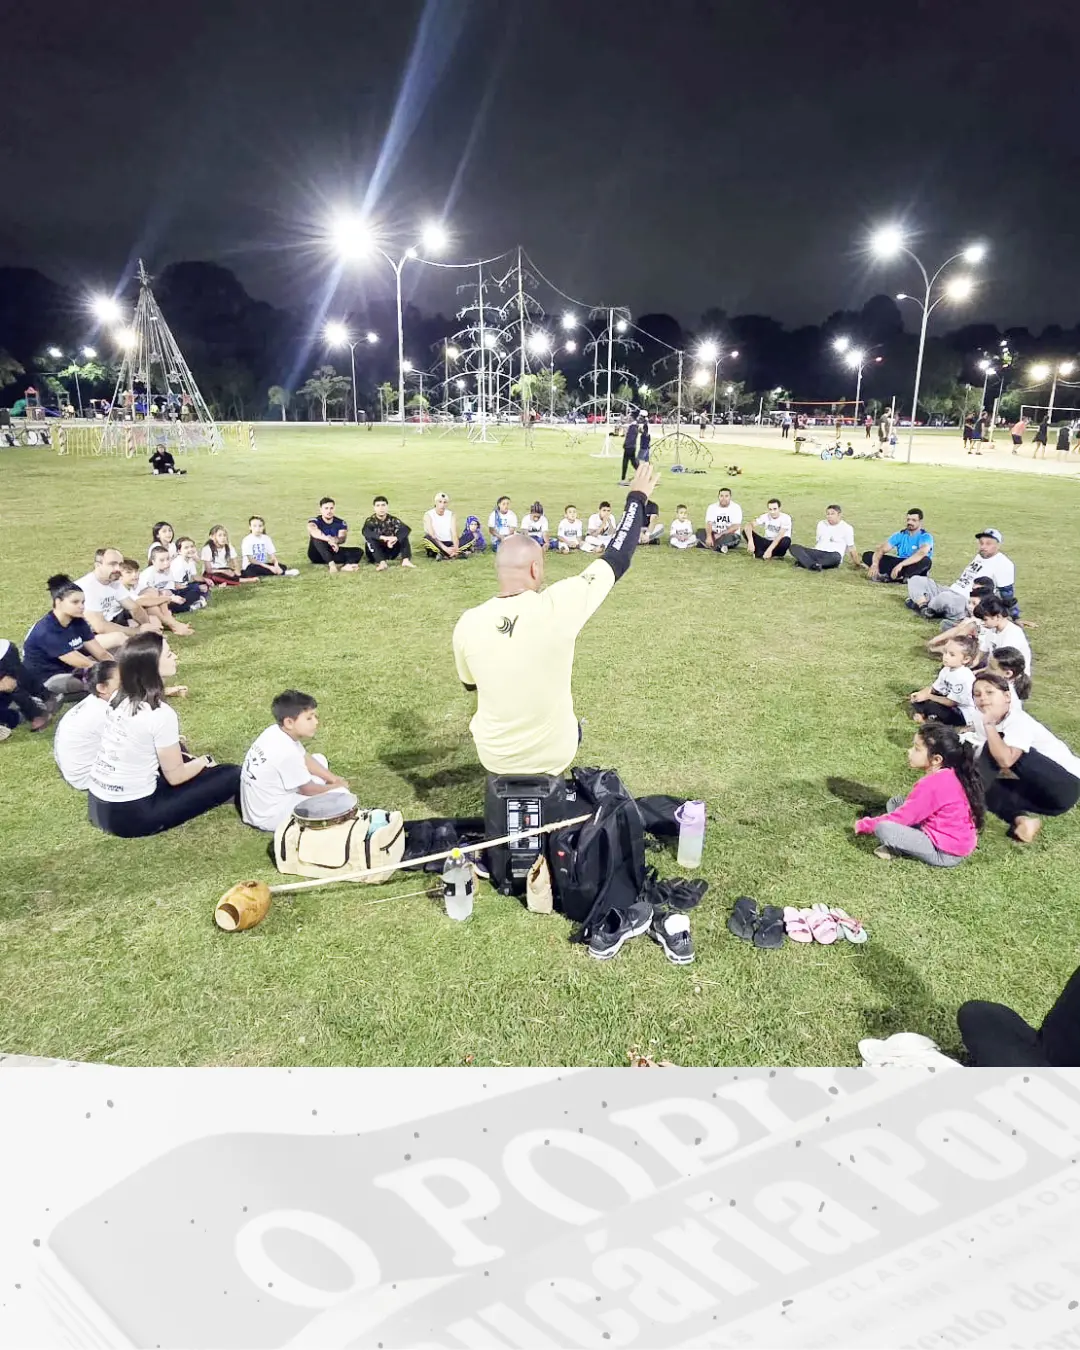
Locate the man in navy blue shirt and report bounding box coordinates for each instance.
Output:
[861,508,934,583]
[306,497,363,571]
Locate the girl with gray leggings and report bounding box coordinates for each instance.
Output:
[855,724,984,865]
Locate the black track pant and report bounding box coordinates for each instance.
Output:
[366,536,412,564]
[752,532,791,558]
[695,529,741,550]
[790,544,842,570]
[307,540,363,566]
[620,445,638,480]
[241,563,289,578]
[958,964,1080,1067]
[861,551,932,581]
[979,746,1080,822]
[910,701,967,725]
[88,764,241,838]
[0,643,49,723]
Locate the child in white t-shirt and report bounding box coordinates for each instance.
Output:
[241,515,298,578]
[201,525,256,587]
[240,690,349,832]
[669,506,698,549]
[910,635,978,727]
[121,553,194,635]
[167,537,210,610]
[580,501,616,553]
[148,521,178,562]
[488,496,518,551]
[522,502,551,548]
[556,505,584,552]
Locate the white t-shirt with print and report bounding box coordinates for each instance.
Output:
[754,512,792,540]
[75,572,129,623]
[241,724,313,832]
[54,695,110,791]
[241,533,277,566]
[89,699,182,802]
[523,515,549,537]
[994,708,1080,779]
[954,552,1015,596]
[170,557,200,586]
[814,519,855,557]
[931,665,975,708]
[587,513,616,538]
[706,501,742,535]
[200,543,238,569]
[669,518,696,545]
[557,518,583,543]
[138,565,175,595]
[488,510,518,538]
[987,621,1032,673]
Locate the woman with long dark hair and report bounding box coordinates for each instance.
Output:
[855,722,984,865]
[971,672,1080,843]
[22,575,114,701]
[88,631,240,837]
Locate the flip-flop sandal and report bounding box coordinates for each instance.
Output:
[783,906,813,943]
[829,906,869,944]
[807,905,838,945]
[727,896,758,942]
[752,905,786,949]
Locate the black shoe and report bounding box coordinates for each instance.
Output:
[587,900,653,960]
[728,896,758,942]
[651,909,694,964]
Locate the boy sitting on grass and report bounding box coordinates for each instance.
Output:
[241,690,350,833]
[581,501,616,553]
[120,555,195,636]
[669,505,698,549]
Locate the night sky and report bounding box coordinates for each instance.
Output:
[4,0,1077,330]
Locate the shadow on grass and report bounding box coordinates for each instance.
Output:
[826,777,888,813]
[848,941,963,1057]
[377,718,484,808]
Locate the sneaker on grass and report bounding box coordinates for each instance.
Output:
[651,910,695,964]
[587,900,653,961]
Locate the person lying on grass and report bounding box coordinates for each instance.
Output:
[970,673,1080,845]
[855,723,983,866]
[909,635,978,726]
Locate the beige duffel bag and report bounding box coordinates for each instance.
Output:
[274,792,406,883]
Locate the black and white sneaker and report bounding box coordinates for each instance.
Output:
[651,910,695,964]
[471,853,491,881]
[587,900,653,961]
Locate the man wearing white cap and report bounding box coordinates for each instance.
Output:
[907,529,1016,623]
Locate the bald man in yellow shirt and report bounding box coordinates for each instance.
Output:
[453,463,659,775]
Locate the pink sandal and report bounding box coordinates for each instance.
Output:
[807,905,838,945]
[783,907,813,943]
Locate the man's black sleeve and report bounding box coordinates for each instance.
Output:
[601,491,646,582]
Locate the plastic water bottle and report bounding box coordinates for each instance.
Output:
[675,801,706,869]
[442,849,474,921]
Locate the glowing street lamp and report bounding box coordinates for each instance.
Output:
[1029,359,1077,431]
[325,322,379,423]
[976,357,997,413]
[113,328,137,351]
[90,295,123,324]
[330,211,450,431]
[695,342,737,429]
[871,224,986,460]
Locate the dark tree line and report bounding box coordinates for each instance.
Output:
[1,262,1078,421]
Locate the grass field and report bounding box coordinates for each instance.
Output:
[1,425,1078,1068]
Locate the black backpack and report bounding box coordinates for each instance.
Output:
[546,768,647,935]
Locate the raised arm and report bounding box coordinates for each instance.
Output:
[599,463,659,582]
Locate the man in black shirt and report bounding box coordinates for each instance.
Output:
[619,416,639,485]
[640,499,663,544]
[362,496,416,570]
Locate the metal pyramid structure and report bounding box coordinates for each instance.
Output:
[99,260,221,456]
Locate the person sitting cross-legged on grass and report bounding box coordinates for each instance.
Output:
[87,632,240,838]
[669,505,698,549]
[126,553,197,634]
[307,497,363,572]
[363,495,415,570]
[745,497,792,559]
[861,508,934,582]
[522,502,553,549]
[23,575,116,703]
[639,497,663,544]
[0,636,57,738]
[581,501,617,554]
[909,635,978,726]
[241,516,298,578]
[53,659,119,790]
[855,723,983,866]
[77,547,162,650]
[972,595,1032,673]
[556,505,583,552]
[790,503,859,572]
[907,528,1016,623]
[240,689,350,832]
[697,487,743,552]
[423,493,474,560]
[488,496,518,551]
[201,525,257,587]
[970,673,1080,845]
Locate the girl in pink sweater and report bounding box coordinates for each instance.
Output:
[855,723,983,866]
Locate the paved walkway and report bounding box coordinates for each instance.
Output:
[0,1051,83,1067]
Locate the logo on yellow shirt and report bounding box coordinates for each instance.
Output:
[496,616,518,637]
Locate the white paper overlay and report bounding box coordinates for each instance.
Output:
[0,1067,1078,1348]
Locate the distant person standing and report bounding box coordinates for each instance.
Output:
[962,414,975,450]
[1010,417,1027,455]
[780,411,792,440]
[864,413,873,439]
[1033,418,1049,457]
[698,410,708,436]
[619,415,639,485]
[969,410,987,456]
[1056,423,1072,457]
[637,412,651,462]
[878,407,894,455]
